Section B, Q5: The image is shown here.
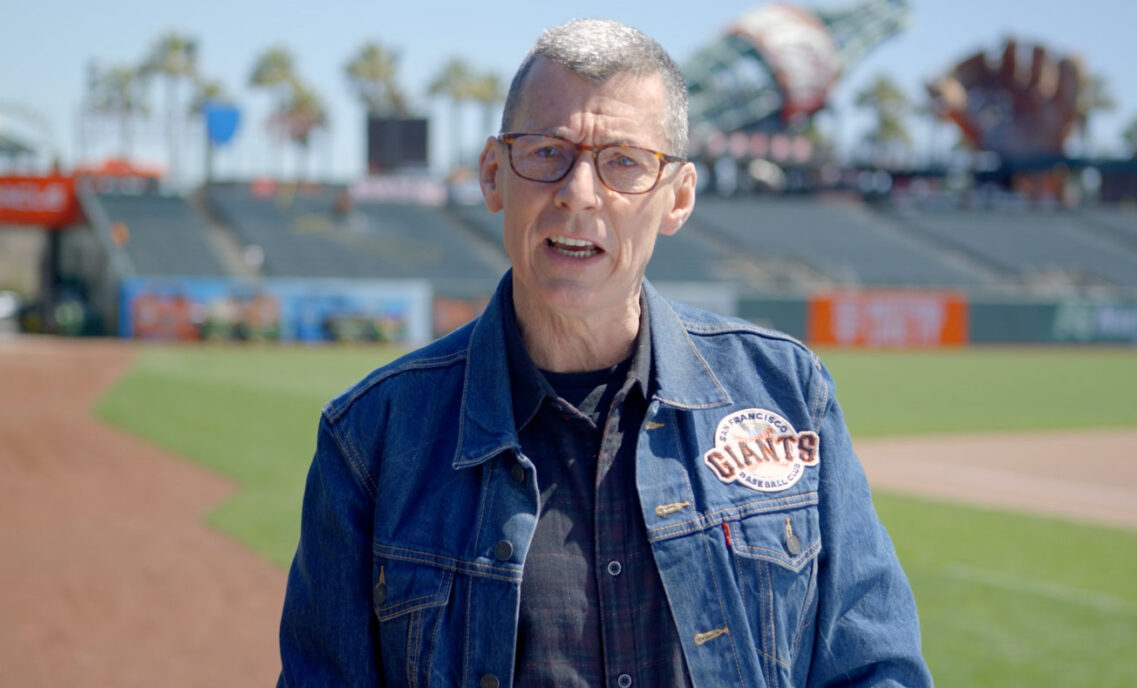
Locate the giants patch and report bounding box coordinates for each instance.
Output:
[703,408,819,492]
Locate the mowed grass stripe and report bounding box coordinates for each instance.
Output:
[875,491,1137,687]
[819,347,1137,436]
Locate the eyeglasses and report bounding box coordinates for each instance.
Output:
[498,132,686,195]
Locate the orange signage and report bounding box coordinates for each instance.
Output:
[0,175,81,228]
[808,291,969,348]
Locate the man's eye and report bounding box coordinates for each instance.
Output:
[535,146,563,159]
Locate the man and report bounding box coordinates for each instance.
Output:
[279,19,932,688]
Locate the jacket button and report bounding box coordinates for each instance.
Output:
[480,673,500,688]
[617,673,633,687]
[494,539,514,562]
[510,462,526,484]
[373,582,387,606]
[785,533,802,556]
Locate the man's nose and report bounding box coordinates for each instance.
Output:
[554,152,601,211]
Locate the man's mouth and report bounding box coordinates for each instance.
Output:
[546,235,602,259]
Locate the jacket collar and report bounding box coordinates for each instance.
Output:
[453,274,520,469]
[452,273,731,469]
[641,280,732,411]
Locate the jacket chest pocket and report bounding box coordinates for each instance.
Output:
[725,505,820,680]
[373,554,456,688]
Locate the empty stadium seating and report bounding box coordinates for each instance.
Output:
[204,184,504,284]
[692,196,1000,288]
[92,184,1137,298]
[893,209,1137,288]
[95,193,228,276]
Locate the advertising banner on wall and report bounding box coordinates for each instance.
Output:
[1051,302,1137,343]
[0,175,81,228]
[808,290,969,348]
[120,277,432,344]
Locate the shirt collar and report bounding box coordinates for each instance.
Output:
[502,279,653,431]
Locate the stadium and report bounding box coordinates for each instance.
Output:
[1,1,1135,686]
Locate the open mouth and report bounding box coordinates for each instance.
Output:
[547,235,602,259]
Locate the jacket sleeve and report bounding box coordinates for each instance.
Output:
[278,414,381,687]
[805,362,934,687]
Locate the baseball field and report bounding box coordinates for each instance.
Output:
[3,338,1135,686]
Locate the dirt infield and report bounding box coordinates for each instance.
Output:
[0,338,284,687]
[1,337,1134,687]
[857,430,1137,530]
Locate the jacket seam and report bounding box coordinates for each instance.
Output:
[326,349,469,423]
[374,544,523,583]
[699,521,746,684]
[680,317,809,349]
[648,492,819,541]
[325,413,377,499]
[732,541,821,572]
[807,353,827,429]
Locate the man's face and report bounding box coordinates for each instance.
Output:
[479,59,696,320]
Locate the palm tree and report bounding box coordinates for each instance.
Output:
[271,83,328,180]
[1077,72,1117,158]
[187,78,231,118]
[429,57,475,169]
[1123,115,1137,158]
[140,32,198,188]
[249,47,298,176]
[854,74,912,167]
[467,71,504,137]
[91,65,148,158]
[344,42,408,117]
[249,46,297,93]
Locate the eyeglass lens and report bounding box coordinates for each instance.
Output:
[508,135,663,193]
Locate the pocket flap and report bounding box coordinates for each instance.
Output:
[729,506,820,572]
[373,554,454,622]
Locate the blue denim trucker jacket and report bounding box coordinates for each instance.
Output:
[279,273,933,688]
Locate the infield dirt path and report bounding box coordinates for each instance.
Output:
[1,337,1134,687]
[0,338,284,687]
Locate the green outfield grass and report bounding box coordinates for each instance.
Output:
[95,345,1137,687]
[818,346,1137,436]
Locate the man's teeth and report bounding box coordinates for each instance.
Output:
[547,236,600,258]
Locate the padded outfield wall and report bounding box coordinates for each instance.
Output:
[115,276,1137,347]
[739,292,1137,346]
[118,277,432,344]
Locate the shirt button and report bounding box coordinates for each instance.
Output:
[494,539,514,562]
[373,582,387,606]
[617,673,633,688]
[606,560,622,576]
[480,674,500,688]
[510,462,526,484]
[786,533,802,556]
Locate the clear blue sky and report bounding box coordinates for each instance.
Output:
[2,0,1134,185]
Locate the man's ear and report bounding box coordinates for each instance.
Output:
[660,162,697,237]
[478,137,503,213]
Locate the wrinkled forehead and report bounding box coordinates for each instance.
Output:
[512,60,669,142]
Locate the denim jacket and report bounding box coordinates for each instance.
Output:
[279,275,933,688]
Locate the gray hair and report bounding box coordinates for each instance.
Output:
[500,19,689,156]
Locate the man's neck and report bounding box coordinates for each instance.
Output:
[512,288,641,373]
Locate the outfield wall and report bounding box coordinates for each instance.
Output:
[119,277,433,344]
[740,292,1137,346]
[114,276,1137,346]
